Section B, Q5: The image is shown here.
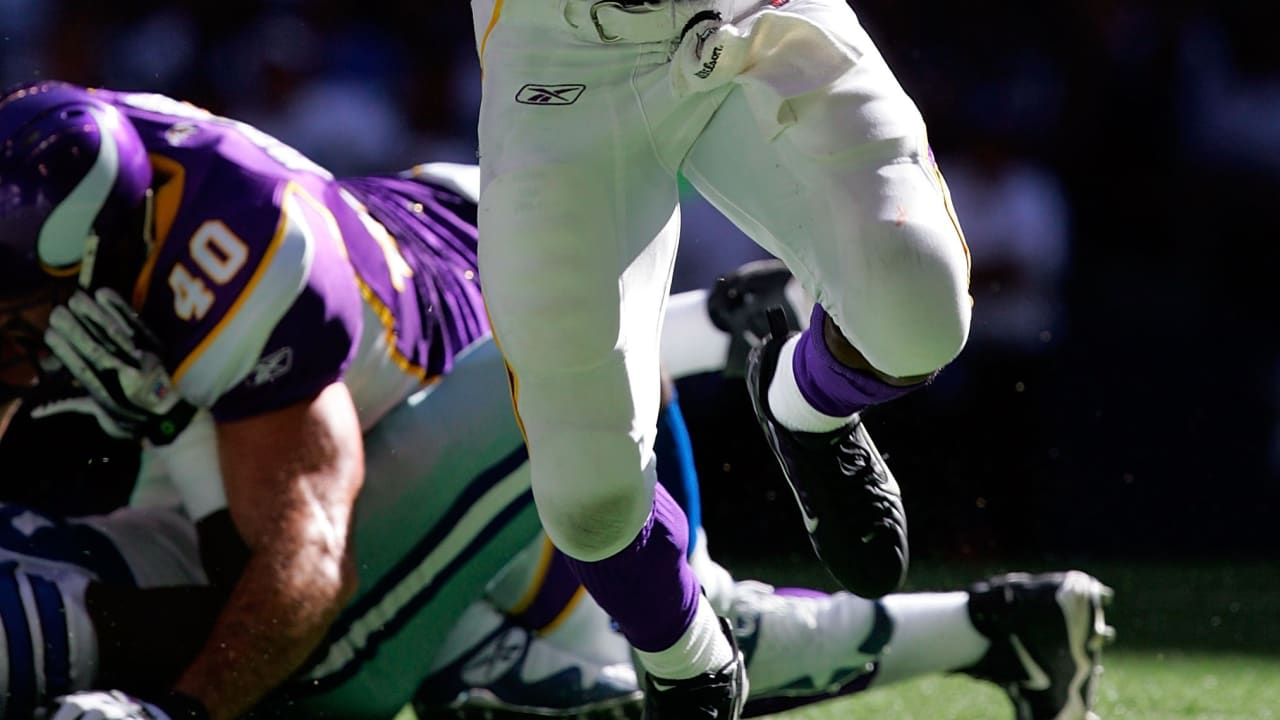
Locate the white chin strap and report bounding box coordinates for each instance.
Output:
[77,233,100,289]
[37,105,121,275]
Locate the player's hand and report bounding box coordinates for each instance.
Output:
[43,288,196,445]
[45,690,175,720]
[27,386,139,440]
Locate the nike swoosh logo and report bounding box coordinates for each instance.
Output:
[801,510,819,533]
[780,475,820,532]
[1009,635,1053,691]
[650,679,677,692]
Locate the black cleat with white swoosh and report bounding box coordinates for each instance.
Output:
[744,307,909,599]
[963,571,1116,720]
[641,617,747,719]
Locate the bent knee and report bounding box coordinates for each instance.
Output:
[531,472,654,562]
[835,220,971,378]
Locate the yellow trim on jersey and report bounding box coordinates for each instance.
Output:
[133,155,187,308]
[479,0,505,72]
[350,274,440,385]
[338,189,414,293]
[290,182,346,256]
[149,155,186,249]
[328,187,436,382]
[170,181,300,386]
[539,586,588,636]
[39,262,80,278]
[509,535,556,616]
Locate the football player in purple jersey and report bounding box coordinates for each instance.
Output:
[0,80,501,719]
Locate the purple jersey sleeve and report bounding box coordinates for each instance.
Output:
[111,92,495,422]
[114,90,365,419]
[138,185,364,421]
[208,203,364,422]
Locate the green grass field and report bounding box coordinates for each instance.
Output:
[754,651,1280,719]
[747,558,1280,719]
[401,650,1280,719]
[401,560,1280,719]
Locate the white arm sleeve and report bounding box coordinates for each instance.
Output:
[130,410,228,522]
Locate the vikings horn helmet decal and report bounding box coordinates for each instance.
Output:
[0,82,151,299]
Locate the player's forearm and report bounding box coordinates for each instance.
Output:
[181,384,363,718]
[0,397,19,438]
[173,536,357,719]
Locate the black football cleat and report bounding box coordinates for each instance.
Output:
[744,307,909,599]
[641,617,747,720]
[706,258,802,379]
[963,571,1116,720]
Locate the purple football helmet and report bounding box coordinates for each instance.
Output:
[0,81,152,301]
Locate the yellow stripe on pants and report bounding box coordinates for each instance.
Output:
[479,0,505,73]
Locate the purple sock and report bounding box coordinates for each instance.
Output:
[512,549,584,632]
[563,483,701,653]
[792,305,931,417]
[775,587,830,600]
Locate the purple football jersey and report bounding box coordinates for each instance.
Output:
[98,90,487,422]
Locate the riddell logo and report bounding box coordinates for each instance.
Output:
[515,84,586,106]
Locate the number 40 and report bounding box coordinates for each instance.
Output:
[168,221,249,321]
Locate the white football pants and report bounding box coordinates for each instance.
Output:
[472,0,972,560]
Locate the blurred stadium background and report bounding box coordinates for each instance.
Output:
[3,0,1278,716]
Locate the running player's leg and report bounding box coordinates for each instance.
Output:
[471,0,740,704]
[684,2,971,385]
[413,382,720,719]
[448,389,1102,719]
[680,0,971,597]
[647,387,988,707]
[652,391,1109,720]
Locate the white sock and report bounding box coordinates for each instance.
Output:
[875,592,990,686]
[767,335,855,433]
[729,586,879,696]
[635,595,735,681]
[689,528,737,616]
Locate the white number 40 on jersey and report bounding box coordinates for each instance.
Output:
[168,221,249,321]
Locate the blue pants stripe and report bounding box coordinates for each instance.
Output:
[300,487,534,695]
[28,574,70,697]
[0,562,36,718]
[326,445,528,636]
[655,393,702,553]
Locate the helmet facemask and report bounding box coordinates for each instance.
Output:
[0,288,69,401]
